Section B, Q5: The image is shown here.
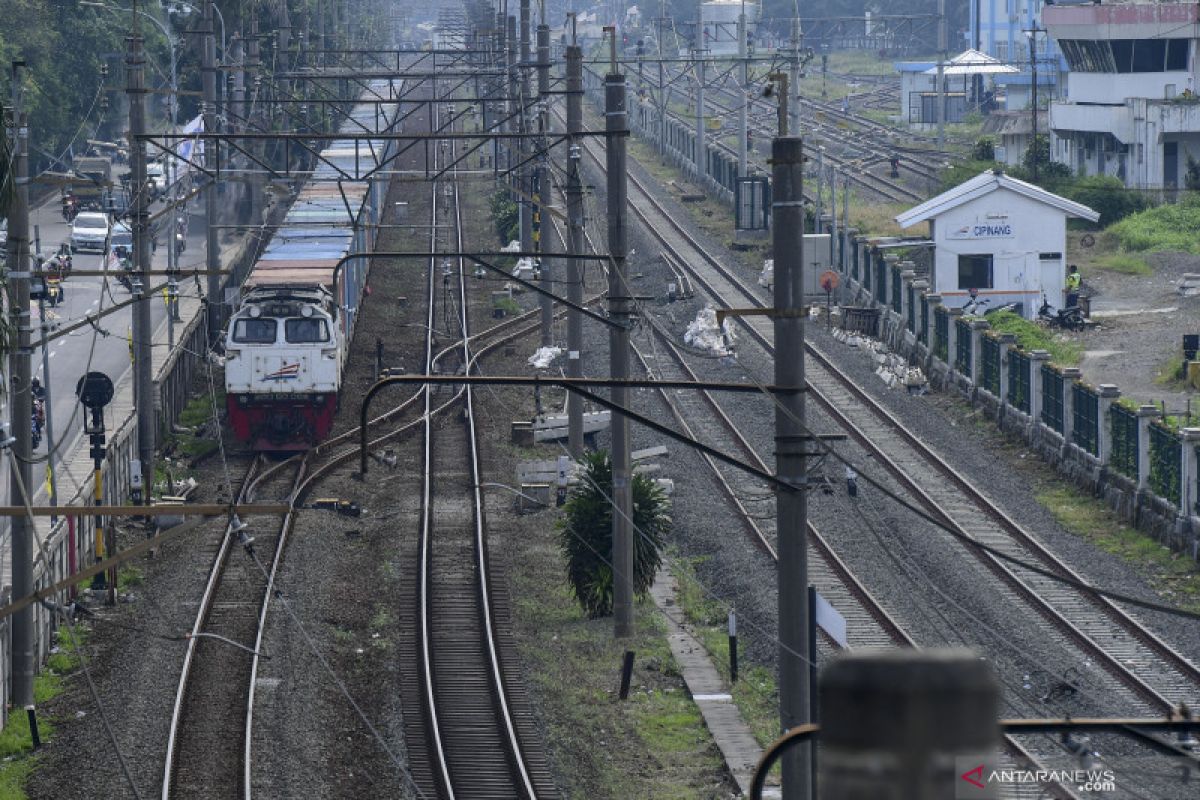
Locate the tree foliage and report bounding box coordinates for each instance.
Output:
[558,450,669,619]
[1062,174,1149,228]
[971,138,995,162]
[1185,155,1200,192]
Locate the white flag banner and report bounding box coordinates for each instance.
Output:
[175,114,205,171]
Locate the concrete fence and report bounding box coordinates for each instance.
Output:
[830,225,1200,557]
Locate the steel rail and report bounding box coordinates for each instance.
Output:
[419,127,456,799]
[452,163,540,798]
[161,455,263,799]
[242,454,310,797]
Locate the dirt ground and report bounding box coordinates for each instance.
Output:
[1070,234,1199,415]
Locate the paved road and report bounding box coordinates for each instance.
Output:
[3,187,211,510]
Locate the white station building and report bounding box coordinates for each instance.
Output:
[895,170,1099,318]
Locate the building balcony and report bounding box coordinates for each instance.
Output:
[1049,102,1134,142]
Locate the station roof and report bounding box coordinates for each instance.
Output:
[923,49,1020,76]
[895,169,1100,228]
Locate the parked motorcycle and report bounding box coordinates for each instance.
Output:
[1038,294,1085,332]
[962,296,990,315]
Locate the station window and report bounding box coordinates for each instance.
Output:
[1039,252,1062,261]
[233,318,277,344]
[285,318,329,343]
[957,254,994,290]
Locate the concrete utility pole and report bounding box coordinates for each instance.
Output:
[772,134,812,799]
[789,18,802,140]
[694,16,705,182]
[31,229,58,521]
[7,59,35,713]
[565,44,585,459]
[203,0,221,339]
[518,0,532,258]
[737,11,748,178]
[1028,28,1040,183]
[506,14,517,173]
[129,6,155,512]
[246,18,262,226]
[605,46,634,639]
[494,10,505,169]
[656,10,667,151]
[936,0,946,148]
[536,22,552,347]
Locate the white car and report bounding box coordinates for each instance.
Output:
[71,212,111,253]
[146,162,166,198]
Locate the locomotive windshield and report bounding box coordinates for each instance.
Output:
[285,318,329,343]
[233,318,277,344]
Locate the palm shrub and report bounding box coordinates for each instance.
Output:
[558,450,669,618]
[489,190,519,244]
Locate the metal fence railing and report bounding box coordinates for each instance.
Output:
[1072,384,1099,456]
[1007,349,1031,414]
[1110,403,1139,479]
[1148,423,1182,505]
[877,258,887,298]
[934,306,949,361]
[955,318,972,375]
[919,295,929,343]
[892,269,902,313]
[1041,364,1064,433]
[907,284,916,333]
[980,336,1001,396]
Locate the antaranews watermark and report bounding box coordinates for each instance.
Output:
[955,757,1116,798]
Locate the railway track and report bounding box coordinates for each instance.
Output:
[545,179,1067,800]
[397,100,555,799]
[162,453,308,799]
[631,61,946,200]
[161,73,571,798]
[562,103,1200,795]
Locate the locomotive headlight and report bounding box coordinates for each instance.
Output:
[249,305,262,318]
[301,305,315,318]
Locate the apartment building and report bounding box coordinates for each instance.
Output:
[1045,2,1200,191]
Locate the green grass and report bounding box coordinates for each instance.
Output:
[984,310,1083,366]
[1038,487,1200,613]
[671,558,779,749]
[510,531,733,798]
[1107,197,1200,253]
[0,628,86,798]
[1155,353,1188,388]
[117,566,144,592]
[168,393,222,461]
[1093,251,1151,275]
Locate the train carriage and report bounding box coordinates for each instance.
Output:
[225,79,401,450]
